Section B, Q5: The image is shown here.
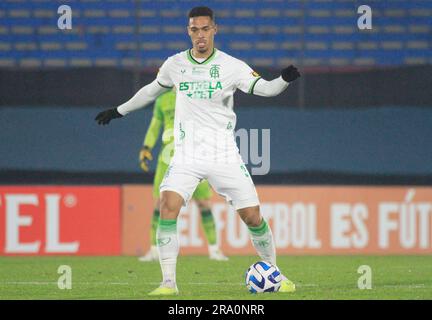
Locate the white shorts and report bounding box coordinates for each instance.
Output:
[160,159,260,210]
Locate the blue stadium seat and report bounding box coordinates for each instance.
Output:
[0,0,430,67]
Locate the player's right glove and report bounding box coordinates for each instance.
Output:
[281,65,301,83]
[139,146,153,172]
[95,108,123,125]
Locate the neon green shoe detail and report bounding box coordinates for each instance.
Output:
[148,285,179,296]
[279,279,296,293]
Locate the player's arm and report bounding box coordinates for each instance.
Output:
[95,58,174,125]
[94,80,169,125]
[252,66,300,97]
[139,99,163,172]
[236,61,300,97]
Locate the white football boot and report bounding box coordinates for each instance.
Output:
[138,245,159,262]
[208,245,229,261]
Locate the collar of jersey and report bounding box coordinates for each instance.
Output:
[187,48,217,65]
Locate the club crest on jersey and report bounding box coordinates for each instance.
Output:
[209,64,220,79]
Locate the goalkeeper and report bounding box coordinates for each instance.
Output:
[138,89,228,262]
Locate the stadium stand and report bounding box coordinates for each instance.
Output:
[0,0,430,68]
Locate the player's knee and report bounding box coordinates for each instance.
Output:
[160,191,183,219]
[238,206,262,227]
[159,199,177,216]
[245,215,263,227]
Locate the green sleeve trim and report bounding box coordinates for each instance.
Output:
[157,81,173,89]
[248,77,262,95]
[248,219,269,236]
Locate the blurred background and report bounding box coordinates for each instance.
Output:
[0,0,431,258]
[0,0,431,183]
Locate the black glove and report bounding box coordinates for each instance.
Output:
[95,108,123,125]
[281,65,301,83]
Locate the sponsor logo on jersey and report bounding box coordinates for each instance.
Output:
[192,67,206,75]
[179,81,223,99]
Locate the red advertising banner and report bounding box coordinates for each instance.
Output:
[0,186,121,255]
[122,185,154,256]
[122,185,432,255]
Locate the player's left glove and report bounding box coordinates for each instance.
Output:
[281,65,301,83]
[95,108,123,125]
[139,146,153,172]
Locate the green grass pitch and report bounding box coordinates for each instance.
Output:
[1,256,431,300]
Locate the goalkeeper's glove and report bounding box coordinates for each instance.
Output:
[139,146,153,172]
[281,65,301,83]
[95,108,123,125]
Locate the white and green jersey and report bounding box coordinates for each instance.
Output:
[156,48,261,163]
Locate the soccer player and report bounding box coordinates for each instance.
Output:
[95,6,300,296]
[138,89,228,262]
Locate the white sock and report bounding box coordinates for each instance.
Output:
[208,244,219,256]
[248,219,276,266]
[156,219,179,287]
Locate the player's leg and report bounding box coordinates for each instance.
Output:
[237,205,276,265]
[206,163,276,262]
[150,198,160,253]
[238,205,295,293]
[193,181,228,261]
[148,164,202,296]
[139,158,168,262]
[208,162,295,293]
[148,190,183,296]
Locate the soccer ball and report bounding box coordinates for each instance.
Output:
[245,261,282,293]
